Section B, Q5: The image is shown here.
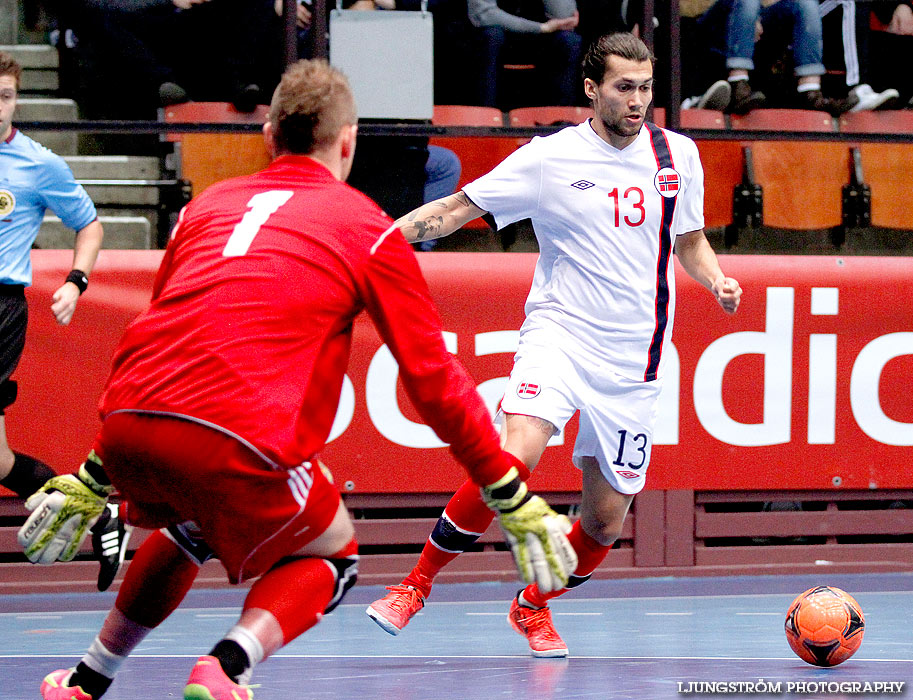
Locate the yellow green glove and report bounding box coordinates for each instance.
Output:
[482,467,578,593]
[18,452,114,564]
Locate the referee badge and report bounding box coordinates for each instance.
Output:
[654,168,680,198]
[0,189,14,217]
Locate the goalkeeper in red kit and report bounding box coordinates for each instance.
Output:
[24,59,576,700]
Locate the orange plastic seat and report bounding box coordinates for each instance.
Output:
[730,109,835,133]
[839,110,913,134]
[430,106,516,229]
[837,111,913,229]
[679,109,727,130]
[161,102,271,195]
[507,106,594,127]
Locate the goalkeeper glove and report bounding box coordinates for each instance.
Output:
[482,465,577,593]
[18,451,114,564]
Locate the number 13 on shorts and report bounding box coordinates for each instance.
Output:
[611,429,649,481]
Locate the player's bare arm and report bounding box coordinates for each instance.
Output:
[674,229,741,315]
[395,192,485,243]
[51,219,104,326]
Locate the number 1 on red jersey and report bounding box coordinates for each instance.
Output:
[222,190,294,257]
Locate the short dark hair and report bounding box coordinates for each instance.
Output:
[269,59,357,156]
[582,33,654,85]
[0,51,22,90]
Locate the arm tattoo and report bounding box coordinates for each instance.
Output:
[411,216,444,241]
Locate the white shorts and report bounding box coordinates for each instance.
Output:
[499,341,663,495]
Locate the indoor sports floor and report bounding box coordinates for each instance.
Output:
[2,572,911,699]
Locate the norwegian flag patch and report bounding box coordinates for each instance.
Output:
[654,167,680,198]
[516,382,541,399]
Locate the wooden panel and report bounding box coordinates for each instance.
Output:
[695,542,913,567]
[180,133,271,196]
[730,109,835,132]
[696,510,913,538]
[695,141,742,229]
[858,143,913,229]
[750,141,850,228]
[633,490,665,567]
[664,490,695,567]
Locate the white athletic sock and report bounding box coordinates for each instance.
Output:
[81,637,128,679]
[224,625,265,686]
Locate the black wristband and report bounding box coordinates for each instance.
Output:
[0,453,57,498]
[65,269,89,294]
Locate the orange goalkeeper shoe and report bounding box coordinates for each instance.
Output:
[508,594,569,657]
[366,584,425,635]
[40,669,94,700]
[183,656,253,700]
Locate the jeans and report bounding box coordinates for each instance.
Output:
[423,146,462,204]
[698,0,825,77]
[475,25,582,107]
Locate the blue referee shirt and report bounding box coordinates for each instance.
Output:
[0,128,98,286]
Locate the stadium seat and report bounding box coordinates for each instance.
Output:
[507,106,594,127]
[729,108,835,133]
[837,111,913,231]
[430,106,515,229]
[838,110,913,135]
[679,109,727,129]
[160,102,271,196]
[729,109,846,246]
[651,108,727,130]
[508,106,595,149]
[679,111,739,231]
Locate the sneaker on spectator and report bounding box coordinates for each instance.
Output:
[184,656,254,700]
[40,669,93,700]
[798,89,858,117]
[726,80,767,114]
[159,81,189,106]
[692,80,732,111]
[366,584,425,635]
[508,594,569,658]
[849,83,900,112]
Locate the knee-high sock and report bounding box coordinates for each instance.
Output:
[66,531,200,698]
[214,538,359,685]
[114,529,201,630]
[402,478,495,598]
[520,519,611,609]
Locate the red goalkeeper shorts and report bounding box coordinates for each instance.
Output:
[94,411,341,583]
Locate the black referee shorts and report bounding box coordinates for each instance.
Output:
[0,286,27,413]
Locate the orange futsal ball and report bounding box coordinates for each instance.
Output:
[784,586,865,667]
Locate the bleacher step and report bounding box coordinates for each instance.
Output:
[63,156,160,180]
[0,1,17,44]
[13,97,77,120]
[0,44,59,93]
[38,216,151,250]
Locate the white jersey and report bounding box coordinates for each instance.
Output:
[463,120,704,382]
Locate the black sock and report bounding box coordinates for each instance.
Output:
[0,452,56,497]
[68,662,113,699]
[209,639,250,683]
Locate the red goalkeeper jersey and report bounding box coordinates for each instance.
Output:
[100,155,508,486]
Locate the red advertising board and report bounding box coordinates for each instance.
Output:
[5,251,912,496]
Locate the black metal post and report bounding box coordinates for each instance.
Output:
[313,0,330,59]
[283,0,298,68]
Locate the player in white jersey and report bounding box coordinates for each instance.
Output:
[367,32,742,656]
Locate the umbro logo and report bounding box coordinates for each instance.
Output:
[571,180,595,190]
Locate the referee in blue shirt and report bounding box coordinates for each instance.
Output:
[0,51,125,588]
